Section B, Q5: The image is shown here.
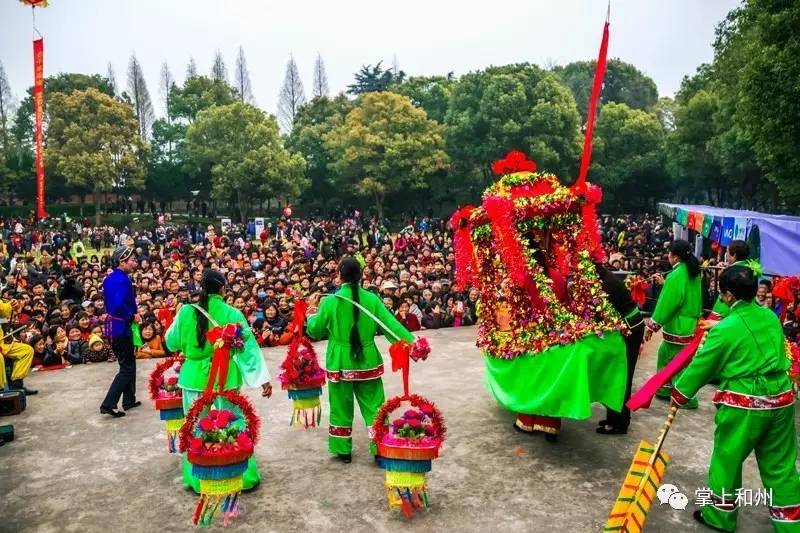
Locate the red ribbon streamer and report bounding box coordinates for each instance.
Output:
[204,325,239,394]
[626,327,704,411]
[389,341,412,398]
[573,21,609,192]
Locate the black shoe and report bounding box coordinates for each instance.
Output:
[337,454,352,464]
[597,419,608,427]
[544,433,558,443]
[693,510,731,532]
[122,401,142,411]
[11,381,37,396]
[100,406,126,418]
[596,424,628,435]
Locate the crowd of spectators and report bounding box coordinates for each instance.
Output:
[1,210,798,390]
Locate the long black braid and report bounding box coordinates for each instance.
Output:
[196,269,226,348]
[338,257,363,360]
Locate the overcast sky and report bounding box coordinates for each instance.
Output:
[1,0,740,118]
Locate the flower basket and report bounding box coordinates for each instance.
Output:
[148,355,185,453]
[279,336,326,429]
[179,390,260,527]
[371,394,446,518]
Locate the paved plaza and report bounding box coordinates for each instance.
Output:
[2,326,796,532]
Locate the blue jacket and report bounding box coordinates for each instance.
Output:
[103,269,137,338]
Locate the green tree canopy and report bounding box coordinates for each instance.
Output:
[445,64,581,187]
[347,62,404,95]
[45,88,146,224]
[186,102,308,221]
[556,59,659,119]
[169,76,236,123]
[591,103,667,210]
[285,94,355,210]
[393,75,455,123]
[325,92,449,219]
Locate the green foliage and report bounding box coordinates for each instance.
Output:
[445,64,581,187]
[169,76,236,123]
[285,94,355,209]
[45,88,146,224]
[325,92,448,219]
[347,61,404,95]
[185,102,308,221]
[393,75,454,123]
[591,103,667,210]
[556,59,659,118]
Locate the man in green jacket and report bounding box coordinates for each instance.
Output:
[307,257,414,464]
[645,240,703,408]
[165,269,272,492]
[672,264,800,532]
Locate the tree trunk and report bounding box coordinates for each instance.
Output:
[374,191,385,222]
[94,189,102,226]
[237,189,248,222]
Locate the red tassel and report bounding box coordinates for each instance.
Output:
[449,206,477,291]
[400,493,413,518]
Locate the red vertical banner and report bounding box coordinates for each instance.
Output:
[33,37,46,220]
[572,21,610,193]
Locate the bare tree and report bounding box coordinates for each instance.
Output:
[159,61,175,119]
[277,55,306,132]
[312,53,330,98]
[127,53,155,139]
[186,57,198,79]
[211,50,228,83]
[234,46,255,104]
[391,54,400,77]
[106,62,118,97]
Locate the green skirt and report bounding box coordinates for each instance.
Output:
[181,388,261,493]
[484,331,627,419]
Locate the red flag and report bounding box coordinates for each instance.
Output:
[573,21,609,192]
[33,38,47,220]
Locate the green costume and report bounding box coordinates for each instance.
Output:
[484,331,628,419]
[164,296,270,493]
[306,284,414,456]
[647,262,702,406]
[673,300,800,532]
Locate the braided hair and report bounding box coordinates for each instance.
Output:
[338,257,363,359]
[669,239,700,279]
[195,269,226,348]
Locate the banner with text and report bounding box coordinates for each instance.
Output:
[33,38,46,220]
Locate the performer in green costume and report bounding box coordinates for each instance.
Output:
[672,264,800,532]
[645,239,703,408]
[306,257,414,463]
[709,240,749,319]
[165,269,272,493]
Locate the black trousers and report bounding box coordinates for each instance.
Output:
[605,315,645,429]
[101,337,137,409]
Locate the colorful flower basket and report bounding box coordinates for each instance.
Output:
[372,394,446,518]
[148,355,186,453]
[179,390,260,527]
[279,336,326,429]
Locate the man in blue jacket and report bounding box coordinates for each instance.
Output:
[99,246,140,418]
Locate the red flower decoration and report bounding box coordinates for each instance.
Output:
[236,432,253,449]
[584,183,603,204]
[198,417,215,432]
[167,377,178,386]
[189,437,204,453]
[208,409,219,420]
[491,151,538,176]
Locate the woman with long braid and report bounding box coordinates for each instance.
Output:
[165,269,272,492]
[307,257,415,464]
[644,239,703,409]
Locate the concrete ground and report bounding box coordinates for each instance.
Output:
[1,327,798,533]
